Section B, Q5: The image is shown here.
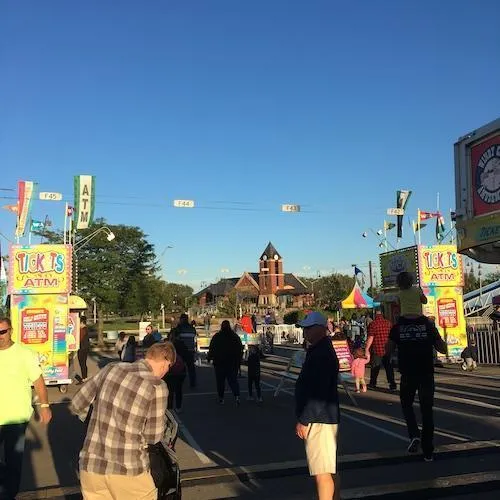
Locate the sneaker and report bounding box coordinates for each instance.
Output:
[355,389,361,393]
[361,386,367,393]
[389,386,397,392]
[367,384,377,390]
[407,438,421,454]
[235,397,241,406]
[423,454,434,462]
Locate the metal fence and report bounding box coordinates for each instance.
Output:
[469,324,500,365]
[256,324,304,345]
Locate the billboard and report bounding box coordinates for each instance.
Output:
[379,246,419,288]
[8,244,72,295]
[471,132,500,217]
[10,294,69,381]
[417,245,464,287]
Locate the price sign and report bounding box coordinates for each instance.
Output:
[387,208,405,216]
[173,200,195,208]
[39,192,63,201]
[281,204,301,212]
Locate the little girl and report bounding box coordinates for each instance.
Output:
[351,348,370,393]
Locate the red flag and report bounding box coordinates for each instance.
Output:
[419,211,439,221]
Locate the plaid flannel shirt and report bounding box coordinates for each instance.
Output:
[71,360,168,475]
[367,317,392,357]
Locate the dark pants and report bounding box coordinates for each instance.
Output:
[370,354,396,389]
[400,374,435,456]
[214,364,240,399]
[0,422,28,500]
[166,374,186,409]
[184,352,197,388]
[77,346,89,379]
[248,374,261,398]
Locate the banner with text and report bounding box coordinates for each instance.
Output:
[417,245,464,287]
[16,180,36,237]
[74,175,96,229]
[10,294,69,381]
[8,244,72,295]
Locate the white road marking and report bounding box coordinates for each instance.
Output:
[341,413,408,442]
[174,414,215,465]
[261,380,469,443]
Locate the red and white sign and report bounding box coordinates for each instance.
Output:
[21,308,49,345]
[437,298,458,329]
[471,133,500,217]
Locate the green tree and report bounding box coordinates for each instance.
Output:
[484,271,500,286]
[463,270,480,294]
[300,273,355,310]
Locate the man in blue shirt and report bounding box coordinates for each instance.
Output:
[295,312,340,500]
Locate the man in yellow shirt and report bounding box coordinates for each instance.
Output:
[0,317,52,500]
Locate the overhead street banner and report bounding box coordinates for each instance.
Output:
[74,175,95,229]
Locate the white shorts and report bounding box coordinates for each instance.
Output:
[304,423,338,476]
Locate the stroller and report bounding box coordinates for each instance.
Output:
[149,410,182,499]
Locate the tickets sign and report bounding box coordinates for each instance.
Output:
[9,244,72,295]
[417,245,464,287]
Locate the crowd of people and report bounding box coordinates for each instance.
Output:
[0,270,479,500]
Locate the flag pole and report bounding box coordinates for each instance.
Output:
[64,202,68,245]
[417,209,421,246]
[449,209,454,245]
[383,221,388,252]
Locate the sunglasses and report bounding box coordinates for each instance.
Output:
[0,328,10,335]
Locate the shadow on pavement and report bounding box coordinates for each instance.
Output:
[47,398,86,497]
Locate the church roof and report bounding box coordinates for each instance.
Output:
[261,241,281,260]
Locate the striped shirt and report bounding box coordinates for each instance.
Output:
[71,360,168,475]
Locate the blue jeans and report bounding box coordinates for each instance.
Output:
[0,422,28,500]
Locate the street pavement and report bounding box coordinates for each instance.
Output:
[13,345,500,499]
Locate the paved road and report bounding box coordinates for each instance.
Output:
[13,346,500,499]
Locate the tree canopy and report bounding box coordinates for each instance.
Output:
[37,219,193,318]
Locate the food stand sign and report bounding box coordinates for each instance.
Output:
[379,246,419,288]
[8,244,72,295]
[417,245,464,287]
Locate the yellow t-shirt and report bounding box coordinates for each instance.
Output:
[398,287,424,316]
[0,343,42,425]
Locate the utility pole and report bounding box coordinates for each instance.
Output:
[368,261,374,291]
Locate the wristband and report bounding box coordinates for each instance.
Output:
[40,403,50,408]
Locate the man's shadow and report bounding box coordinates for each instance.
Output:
[47,398,86,497]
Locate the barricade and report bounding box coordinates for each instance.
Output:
[470,324,500,364]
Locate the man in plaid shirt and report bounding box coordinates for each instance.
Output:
[71,342,176,500]
[365,311,397,391]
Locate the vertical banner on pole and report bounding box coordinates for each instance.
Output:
[396,190,412,239]
[16,181,36,237]
[73,175,96,230]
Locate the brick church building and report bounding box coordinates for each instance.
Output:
[195,242,313,311]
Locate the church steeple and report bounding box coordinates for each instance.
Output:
[260,242,281,261]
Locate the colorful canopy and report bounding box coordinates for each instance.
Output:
[341,282,380,309]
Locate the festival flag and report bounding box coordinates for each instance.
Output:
[436,213,446,242]
[16,181,36,237]
[74,175,96,230]
[412,221,427,233]
[419,210,439,221]
[2,204,18,213]
[384,221,396,231]
[396,190,412,238]
[354,266,366,289]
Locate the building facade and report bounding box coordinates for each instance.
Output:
[194,242,313,311]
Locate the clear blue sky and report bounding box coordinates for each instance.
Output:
[1,0,499,290]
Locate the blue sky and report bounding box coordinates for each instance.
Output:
[1,0,500,290]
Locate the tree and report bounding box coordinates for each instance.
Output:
[300,273,355,311]
[484,271,500,286]
[463,270,480,294]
